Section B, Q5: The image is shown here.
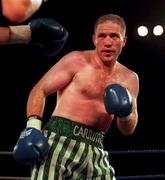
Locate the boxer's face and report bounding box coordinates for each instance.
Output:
[93,21,127,63]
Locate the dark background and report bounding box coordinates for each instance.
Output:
[0,0,165,178]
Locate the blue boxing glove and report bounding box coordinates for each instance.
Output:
[29,18,68,56]
[13,116,49,165]
[8,18,68,56]
[104,84,132,120]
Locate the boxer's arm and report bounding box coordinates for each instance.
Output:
[0,27,10,44]
[1,0,44,24]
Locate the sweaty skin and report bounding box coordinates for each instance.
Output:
[27,21,139,134]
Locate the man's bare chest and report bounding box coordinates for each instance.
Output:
[72,66,117,98]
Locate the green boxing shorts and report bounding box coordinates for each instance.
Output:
[30,116,116,180]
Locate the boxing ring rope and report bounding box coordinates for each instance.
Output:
[116,174,165,179]
[109,149,165,179]
[1,149,165,155]
[109,149,165,154]
[0,149,165,179]
[0,177,30,180]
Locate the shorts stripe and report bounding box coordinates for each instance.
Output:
[72,145,93,179]
[64,142,86,178]
[58,139,76,179]
[99,148,106,176]
[49,136,67,179]
[87,145,94,179]
[93,147,102,176]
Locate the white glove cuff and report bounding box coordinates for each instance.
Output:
[8,25,31,44]
[118,113,132,122]
[26,118,42,130]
